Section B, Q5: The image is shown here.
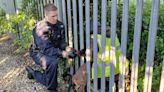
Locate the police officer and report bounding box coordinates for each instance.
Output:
[26,4,69,92]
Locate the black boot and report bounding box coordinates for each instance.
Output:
[26,66,34,79]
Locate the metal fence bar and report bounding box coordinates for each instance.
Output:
[67,0,73,47]
[109,0,117,92]
[54,0,57,6]
[40,0,44,19]
[56,0,63,21]
[143,0,160,92]
[67,0,73,75]
[50,0,52,3]
[130,0,143,92]
[62,0,68,42]
[34,0,39,20]
[159,57,164,92]
[93,0,98,91]
[36,0,40,20]
[47,0,49,4]
[43,0,46,6]
[46,0,48,5]
[72,0,79,71]
[44,0,47,3]
[100,0,107,91]
[45,0,48,4]
[85,0,91,91]
[79,0,84,65]
[48,0,51,3]
[119,0,129,92]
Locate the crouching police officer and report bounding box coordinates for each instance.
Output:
[26,4,69,92]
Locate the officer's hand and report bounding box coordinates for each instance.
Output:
[62,51,69,58]
[40,56,47,70]
[66,47,72,52]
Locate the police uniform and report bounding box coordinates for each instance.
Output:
[30,20,65,91]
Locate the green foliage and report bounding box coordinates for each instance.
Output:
[13,13,35,53]
[21,0,38,19]
[98,0,163,91]
[0,0,38,54]
[0,12,36,53]
[0,15,14,35]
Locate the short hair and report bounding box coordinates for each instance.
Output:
[43,4,57,14]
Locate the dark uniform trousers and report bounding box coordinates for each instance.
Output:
[32,56,58,90]
[30,21,65,91]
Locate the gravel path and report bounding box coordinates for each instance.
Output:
[0,35,61,92]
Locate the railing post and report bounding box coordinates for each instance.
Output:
[85,0,91,91]
[93,0,98,91]
[109,0,117,92]
[40,0,44,19]
[100,0,107,91]
[61,0,67,42]
[130,0,143,92]
[119,0,129,92]
[72,0,79,71]
[67,0,73,75]
[143,0,160,92]
[79,0,85,65]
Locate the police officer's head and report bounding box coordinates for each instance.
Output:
[44,4,58,24]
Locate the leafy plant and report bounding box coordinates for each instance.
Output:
[0,0,37,53]
[0,11,36,53]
